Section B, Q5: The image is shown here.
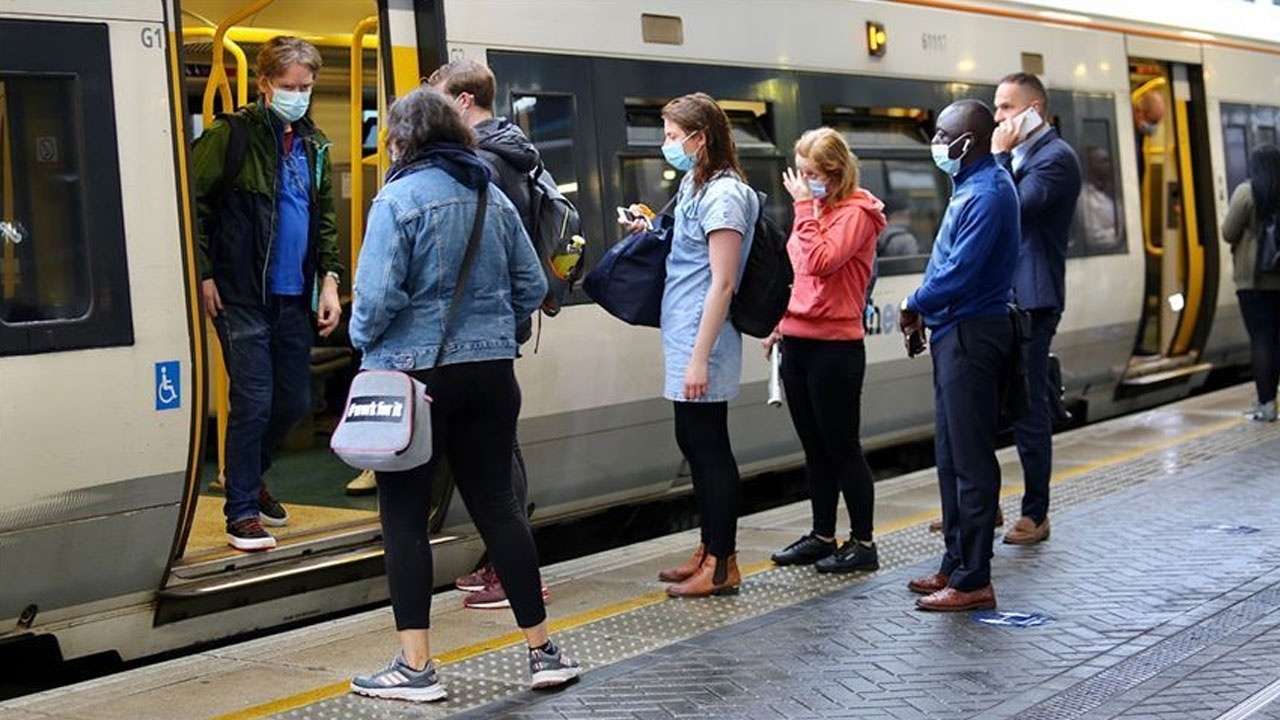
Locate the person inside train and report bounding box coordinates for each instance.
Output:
[192,36,343,552]
[876,194,921,257]
[900,99,1018,612]
[346,86,579,700]
[1222,144,1280,423]
[764,128,886,573]
[623,92,756,598]
[1077,145,1122,254]
[421,58,551,611]
[991,71,1081,546]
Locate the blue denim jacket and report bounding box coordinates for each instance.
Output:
[350,163,547,370]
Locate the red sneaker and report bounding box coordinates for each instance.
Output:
[462,576,550,610]
[455,563,494,592]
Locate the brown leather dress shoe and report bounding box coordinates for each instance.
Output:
[1003,516,1050,545]
[658,542,705,582]
[667,554,740,597]
[915,585,996,612]
[907,572,950,595]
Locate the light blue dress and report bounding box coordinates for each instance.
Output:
[661,171,758,402]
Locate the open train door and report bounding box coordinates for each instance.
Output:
[1121,40,1220,395]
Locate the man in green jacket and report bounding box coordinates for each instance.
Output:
[193,36,343,551]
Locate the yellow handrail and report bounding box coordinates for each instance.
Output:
[350,16,378,269]
[1134,77,1168,258]
[205,0,275,126]
[183,27,248,112]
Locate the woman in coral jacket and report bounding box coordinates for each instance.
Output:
[764,127,887,573]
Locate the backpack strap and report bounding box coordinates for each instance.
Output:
[209,110,249,199]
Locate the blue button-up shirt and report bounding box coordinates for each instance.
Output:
[908,154,1019,341]
[268,132,311,295]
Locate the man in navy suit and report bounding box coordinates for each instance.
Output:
[991,72,1082,545]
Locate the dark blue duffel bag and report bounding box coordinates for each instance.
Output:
[583,213,674,328]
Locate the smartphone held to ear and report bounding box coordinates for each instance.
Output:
[1015,107,1043,143]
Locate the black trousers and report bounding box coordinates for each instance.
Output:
[1237,290,1280,405]
[780,336,875,541]
[673,401,741,559]
[932,317,1013,591]
[376,359,545,630]
[1012,308,1060,523]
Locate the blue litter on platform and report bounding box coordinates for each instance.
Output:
[1195,524,1261,535]
[972,611,1053,628]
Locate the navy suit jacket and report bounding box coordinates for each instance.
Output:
[994,128,1082,312]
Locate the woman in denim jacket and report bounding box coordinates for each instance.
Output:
[347,86,578,701]
[628,93,757,597]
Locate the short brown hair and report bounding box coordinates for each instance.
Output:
[998,71,1048,110]
[256,36,322,81]
[662,92,743,188]
[794,128,860,203]
[425,59,496,110]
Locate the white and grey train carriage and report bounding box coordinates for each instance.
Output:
[2,0,1278,667]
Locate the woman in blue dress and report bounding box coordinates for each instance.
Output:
[631,92,757,597]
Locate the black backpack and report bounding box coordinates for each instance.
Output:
[1258,213,1280,275]
[196,110,250,202]
[730,191,793,338]
[525,161,583,315]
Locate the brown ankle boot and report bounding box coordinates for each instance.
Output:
[658,542,705,582]
[666,553,740,597]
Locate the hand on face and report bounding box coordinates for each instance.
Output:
[782,167,813,202]
[992,114,1022,154]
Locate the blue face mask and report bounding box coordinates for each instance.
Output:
[931,134,971,176]
[662,132,697,172]
[269,87,311,123]
[808,180,828,199]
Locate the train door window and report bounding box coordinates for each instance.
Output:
[512,93,579,202]
[1074,118,1126,256]
[823,107,939,276]
[0,21,130,356]
[1223,125,1249,196]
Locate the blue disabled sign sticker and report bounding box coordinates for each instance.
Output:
[972,611,1053,628]
[155,361,180,410]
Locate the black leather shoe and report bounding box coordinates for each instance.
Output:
[816,538,879,574]
[770,534,836,566]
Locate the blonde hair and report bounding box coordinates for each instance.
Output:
[794,128,859,203]
[255,36,322,82]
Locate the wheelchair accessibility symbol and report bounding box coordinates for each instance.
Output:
[155,361,180,410]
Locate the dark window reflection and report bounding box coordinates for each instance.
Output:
[1073,118,1126,256]
[512,93,578,204]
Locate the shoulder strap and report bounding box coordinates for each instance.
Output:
[434,183,489,368]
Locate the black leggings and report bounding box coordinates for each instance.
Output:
[673,401,740,559]
[1238,290,1280,404]
[780,337,875,542]
[375,360,545,630]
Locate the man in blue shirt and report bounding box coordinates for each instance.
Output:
[900,100,1019,612]
[992,72,1082,546]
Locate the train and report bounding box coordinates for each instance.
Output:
[2,0,1278,669]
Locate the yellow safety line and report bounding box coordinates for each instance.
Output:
[205,413,1245,719]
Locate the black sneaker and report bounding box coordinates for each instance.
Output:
[257,486,289,527]
[815,537,879,574]
[226,517,276,551]
[770,533,837,566]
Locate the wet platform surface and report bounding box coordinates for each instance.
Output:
[7,384,1280,720]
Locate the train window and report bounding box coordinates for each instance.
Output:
[1223,125,1249,195]
[512,93,579,200]
[858,158,938,275]
[1260,126,1277,148]
[624,99,775,150]
[618,156,682,215]
[1071,118,1126,257]
[0,21,131,356]
[822,106,931,149]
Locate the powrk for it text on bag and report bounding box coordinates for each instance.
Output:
[330,184,489,471]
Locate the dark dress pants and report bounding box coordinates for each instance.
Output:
[933,316,1013,591]
[1013,308,1060,523]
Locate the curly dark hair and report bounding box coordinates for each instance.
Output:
[385,85,475,160]
[1250,145,1280,228]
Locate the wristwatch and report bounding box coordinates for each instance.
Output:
[324,271,340,286]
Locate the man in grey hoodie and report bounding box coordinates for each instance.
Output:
[428,58,548,611]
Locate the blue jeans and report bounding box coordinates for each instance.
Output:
[214,296,313,522]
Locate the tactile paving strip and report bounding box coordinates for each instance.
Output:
[275,418,1280,719]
